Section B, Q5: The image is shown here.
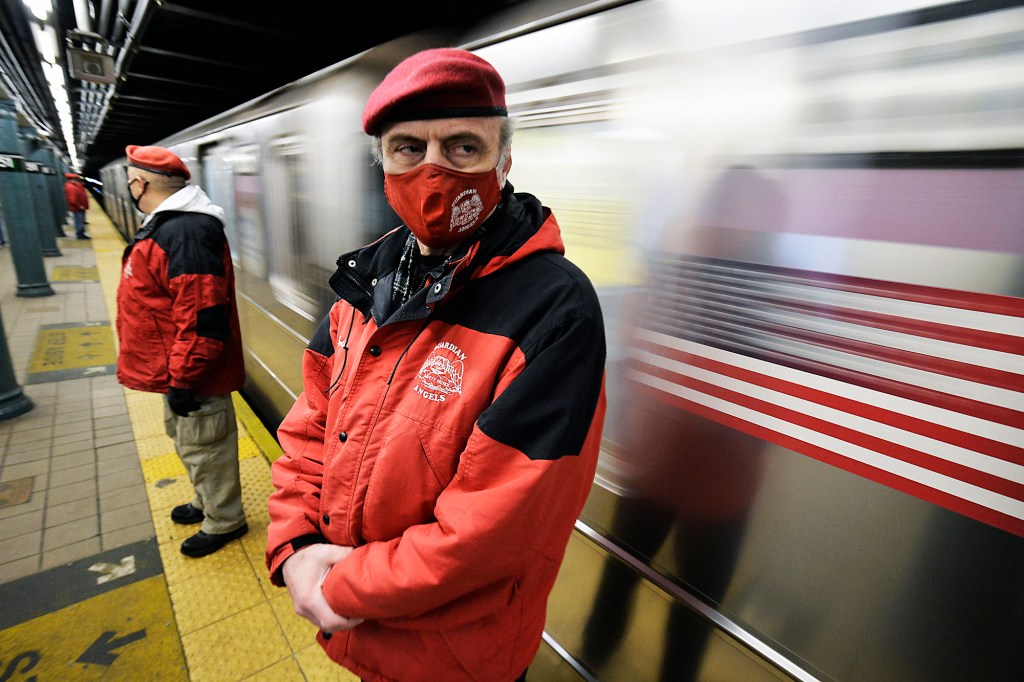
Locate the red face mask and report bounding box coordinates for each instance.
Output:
[384,163,503,248]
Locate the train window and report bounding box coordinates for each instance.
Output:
[230,144,268,280]
[114,165,140,241]
[266,135,334,320]
[199,141,239,266]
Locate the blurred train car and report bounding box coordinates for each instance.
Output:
[101,0,1024,680]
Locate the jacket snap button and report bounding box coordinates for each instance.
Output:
[369,346,381,356]
[322,514,330,525]
[433,283,442,294]
[338,431,347,442]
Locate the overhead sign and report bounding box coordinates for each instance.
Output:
[68,48,117,85]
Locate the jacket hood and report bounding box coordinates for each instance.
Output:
[142,184,225,226]
[470,187,565,277]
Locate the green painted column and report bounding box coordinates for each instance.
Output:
[20,125,62,257]
[0,99,54,297]
[0,307,33,421]
[40,145,68,237]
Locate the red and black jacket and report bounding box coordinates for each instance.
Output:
[266,187,607,682]
[116,210,244,396]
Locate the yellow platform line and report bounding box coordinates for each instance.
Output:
[86,203,356,681]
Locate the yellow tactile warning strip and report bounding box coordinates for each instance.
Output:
[26,322,117,384]
[120,390,358,680]
[50,265,101,282]
[86,210,359,681]
[57,237,95,248]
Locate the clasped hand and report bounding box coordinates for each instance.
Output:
[166,387,201,417]
[282,543,364,634]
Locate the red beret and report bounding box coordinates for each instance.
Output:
[362,48,506,135]
[125,145,190,179]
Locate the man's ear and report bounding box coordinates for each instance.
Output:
[498,150,512,187]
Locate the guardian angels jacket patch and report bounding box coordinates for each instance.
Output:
[266,188,607,682]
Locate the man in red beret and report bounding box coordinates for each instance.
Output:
[64,172,90,239]
[266,48,607,682]
[117,144,248,557]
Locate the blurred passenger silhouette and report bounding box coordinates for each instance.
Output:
[582,166,786,680]
[63,172,90,240]
[582,400,764,681]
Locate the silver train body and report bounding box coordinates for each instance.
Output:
[101,1,1024,680]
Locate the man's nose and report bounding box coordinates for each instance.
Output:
[423,142,447,167]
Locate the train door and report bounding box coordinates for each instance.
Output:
[106,164,141,241]
[230,144,268,280]
[265,134,333,320]
[199,140,239,265]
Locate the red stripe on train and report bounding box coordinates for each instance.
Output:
[744,293,1023,357]
[634,362,1024,501]
[635,336,1024,444]
[635,382,1024,539]
[742,315,1022,391]
[758,264,1024,318]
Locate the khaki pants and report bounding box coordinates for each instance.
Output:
[163,393,245,534]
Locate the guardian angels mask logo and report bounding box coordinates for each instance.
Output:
[384,163,503,249]
[414,342,466,402]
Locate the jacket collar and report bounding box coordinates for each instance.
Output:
[329,185,564,324]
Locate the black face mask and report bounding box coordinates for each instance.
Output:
[128,178,146,212]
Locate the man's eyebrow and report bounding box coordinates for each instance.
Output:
[442,131,487,146]
[384,131,489,148]
[384,133,424,149]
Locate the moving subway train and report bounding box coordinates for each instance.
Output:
[101,0,1024,680]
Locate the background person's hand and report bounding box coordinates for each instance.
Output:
[166,387,201,416]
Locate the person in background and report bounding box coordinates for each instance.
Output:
[117,145,247,558]
[266,48,607,682]
[64,172,90,240]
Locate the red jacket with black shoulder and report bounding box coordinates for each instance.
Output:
[266,188,607,682]
[116,188,244,396]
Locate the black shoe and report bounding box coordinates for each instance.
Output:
[181,524,248,558]
[76,234,91,240]
[171,503,204,525]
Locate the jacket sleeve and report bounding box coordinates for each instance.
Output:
[265,311,337,584]
[320,310,607,624]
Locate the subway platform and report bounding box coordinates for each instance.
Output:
[0,200,360,681]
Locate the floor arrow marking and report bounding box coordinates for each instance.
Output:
[76,629,147,666]
[88,555,136,584]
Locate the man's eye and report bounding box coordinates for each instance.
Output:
[392,142,423,156]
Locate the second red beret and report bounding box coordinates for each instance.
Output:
[126,145,191,179]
